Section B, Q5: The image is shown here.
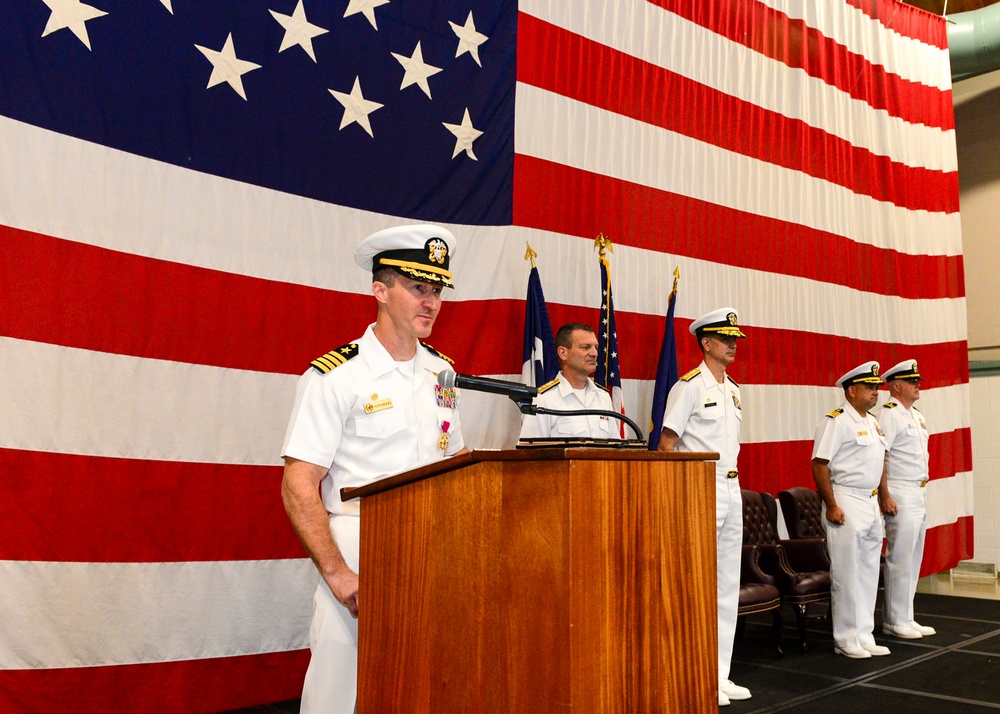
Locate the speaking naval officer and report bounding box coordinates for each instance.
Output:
[878,359,937,640]
[657,308,749,707]
[519,322,614,440]
[280,224,467,713]
[812,361,891,659]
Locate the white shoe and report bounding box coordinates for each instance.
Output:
[910,620,937,636]
[719,690,731,706]
[834,645,872,659]
[861,644,891,656]
[720,679,752,701]
[882,623,922,639]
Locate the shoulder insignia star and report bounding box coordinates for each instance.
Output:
[680,368,701,382]
[311,343,359,373]
[882,402,898,409]
[826,408,844,419]
[421,341,454,365]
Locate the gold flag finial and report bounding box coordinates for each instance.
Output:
[671,265,680,299]
[524,242,538,269]
[594,232,614,258]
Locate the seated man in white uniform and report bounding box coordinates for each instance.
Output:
[811,361,890,659]
[280,224,467,713]
[878,359,937,640]
[518,322,615,440]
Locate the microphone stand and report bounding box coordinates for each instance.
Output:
[513,400,645,442]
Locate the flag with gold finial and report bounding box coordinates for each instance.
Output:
[521,243,559,388]
[594,233,627,437]
[648,266,680,450]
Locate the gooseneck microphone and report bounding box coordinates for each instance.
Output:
[436,369,537,403]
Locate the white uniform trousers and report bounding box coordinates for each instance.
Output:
[717,475,743,683]
[825,486,884,650]
[301,516,361,714]
[882,480,928,628]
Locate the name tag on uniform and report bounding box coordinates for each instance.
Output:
[363,396,393,414]
[704,401,717,408]
[435,385,458,409]
[857,430,868,437]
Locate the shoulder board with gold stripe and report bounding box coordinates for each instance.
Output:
[420,341,455,365]
[882,401,898,409]
[310,343,359,374]
[726,374,740,388]
[680,368,701,382]
[538,377,561,394]
[912,406,921,413]
[826,408,844,419]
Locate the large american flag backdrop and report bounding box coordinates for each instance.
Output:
[0,0,971,710]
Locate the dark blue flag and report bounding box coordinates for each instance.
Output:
[648,267,680,450]
[521,259,558,387]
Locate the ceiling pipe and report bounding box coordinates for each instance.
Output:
[949,4,1000,81]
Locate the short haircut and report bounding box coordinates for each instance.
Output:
[372,267,398,286]
[555,322,595,349]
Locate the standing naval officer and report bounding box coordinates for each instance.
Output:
[519,322,614,440]
[280,224,466,713]
[811,361,890,659]
[879,359,937,640]
[657,308,749,707]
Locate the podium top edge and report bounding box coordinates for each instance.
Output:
[340,449,720,502]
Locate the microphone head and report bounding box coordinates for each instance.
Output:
[437,369,457,389]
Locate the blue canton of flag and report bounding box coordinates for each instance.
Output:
[521,264,558,388]
[648,267,680,451]
[0,0,516,225]
[595,248,626,437]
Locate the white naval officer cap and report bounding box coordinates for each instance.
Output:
[883,359,923,382]
[835,361,883,388]
[689,307,747,338]
[354,224,457,288]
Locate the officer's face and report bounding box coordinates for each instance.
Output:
[559,329,599,378]
[849,383,879,411]
[702,334,738,366]
[377,275,443,339]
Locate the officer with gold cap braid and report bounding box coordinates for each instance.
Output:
[878,359,937,640]
[812,361,890,659]
[280,224,467,713]
[657,307,749,707]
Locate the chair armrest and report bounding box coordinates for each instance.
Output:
[741,545,776,586]
[778,537,830,571]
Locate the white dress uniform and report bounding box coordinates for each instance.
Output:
[662,360,743,685]
[281,324,465,714]
[879,397,930,630]
[812,401,887,652]
[518,372,614,439]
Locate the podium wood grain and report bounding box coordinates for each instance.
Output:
[355,450,717,713]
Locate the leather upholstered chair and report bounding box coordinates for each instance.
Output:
[742,489,831,653]
[736,541,783,657]
[778,486,827,540]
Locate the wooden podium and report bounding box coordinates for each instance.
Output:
[341,449,719,713]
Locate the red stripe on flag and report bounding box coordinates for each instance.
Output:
[4,227,969,385]
[921,516,975,577]
[0,449,302,562]
[0,650,308,714]
[847,0,950,49]
[512,155,965,300]
[518,13,958,213]
[737,429,971,495]
[647,0,954,129]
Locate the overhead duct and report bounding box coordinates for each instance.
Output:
[949,4,1000,81]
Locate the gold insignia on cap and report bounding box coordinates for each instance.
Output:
[912,361,918,373]
[427,238,448,265]
[872,364,879,377]
[728,312,738,326]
